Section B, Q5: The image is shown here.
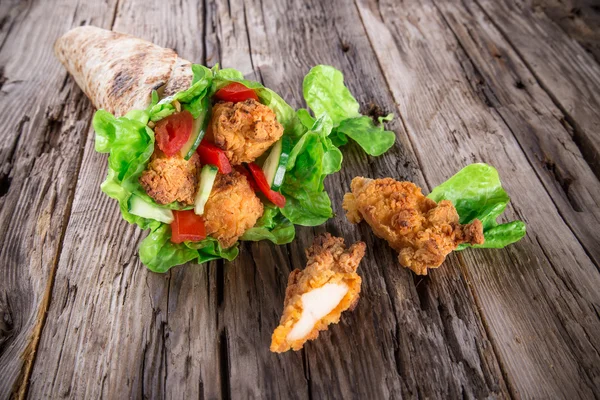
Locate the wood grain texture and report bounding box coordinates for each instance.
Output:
[0,0,598,398]
[0,0,117,398]
[27,1,221,399]
[534,0,600,63]
[356,0,600,397]
[476,0,600,179]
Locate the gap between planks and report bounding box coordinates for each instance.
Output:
[12,130,86,400]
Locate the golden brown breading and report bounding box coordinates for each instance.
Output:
[270,234,365,353]
[207,99,284,165]
[139,147,200,205]
[203,170,264,248]
[343,177,484,275]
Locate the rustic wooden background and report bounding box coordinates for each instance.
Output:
[1,0,599,398]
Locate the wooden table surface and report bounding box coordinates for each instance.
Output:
[1,0,600,398]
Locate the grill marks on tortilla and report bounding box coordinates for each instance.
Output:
[108,52,148,102]
[163,57,194,97]
[54,26,190,117]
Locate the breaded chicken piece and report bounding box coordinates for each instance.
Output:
[270,234,365,353]
[139,147,200,205]
[343,177,484,275]
[203,170,264,248]
[207,99,284,165]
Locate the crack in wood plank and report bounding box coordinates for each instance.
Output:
[455,252,517,399]
[219,329,231,400]
[13,114,92,400]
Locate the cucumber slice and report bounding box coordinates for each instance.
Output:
[194,164,219,215]
[129,195,174,224]
[262,136,291,190]
[180,97,211,160]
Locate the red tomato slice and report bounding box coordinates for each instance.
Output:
[214,82,259,103]
[155,111,194,156]
[247,163,286,208]
[235,165,259,192]
[170,210,207,244]
[197,142,232,174]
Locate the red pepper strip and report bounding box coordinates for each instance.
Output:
[247,162,286,208]
[197,142,232,174]
[170,210,207,244]
[235,165,259,192]
[214,82,259,103]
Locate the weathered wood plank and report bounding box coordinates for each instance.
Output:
[6,0,598,398]
[356,0,600,397]
[535,0,600,64]
[0,0,28,53]
[0,1,117,398]
[476,0,600,179]
[27,1,221,399]
[214,0,510,398]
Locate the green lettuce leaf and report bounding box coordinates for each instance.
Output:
[148,64,214,120]
[94,110,161,230]
[281,116,341,226]
[140,224,239,273]
[303,65,360,125]
[427,163,526,249]
[335,115,396,157]
[241,204,296,244]
[302,65,396,156]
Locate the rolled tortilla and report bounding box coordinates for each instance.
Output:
[54,26,193,117]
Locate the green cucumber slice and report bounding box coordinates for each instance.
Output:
[194,164,219,215]
[180,97,211,160]
[129,195,174,224]
[262,136,291,190]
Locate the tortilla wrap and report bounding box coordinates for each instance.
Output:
[54,26,193,117]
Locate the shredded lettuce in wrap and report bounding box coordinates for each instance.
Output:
[94,64,396,272]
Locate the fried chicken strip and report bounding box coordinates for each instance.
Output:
[139,147,200,206]
[207,99,284,165]
[203,170,264,248]
[343,177,484,275]
[270,234,365,353]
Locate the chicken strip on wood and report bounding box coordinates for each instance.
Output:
[203,170,264,248]
[208,99,284,165]
[139,147,201,206]
[270,234,365,353]
[343,177,484,275]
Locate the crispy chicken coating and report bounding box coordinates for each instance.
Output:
[343,177,484,275]
[207,99,284,165]
[139,147,200,206]
[203,170,264,248]
[270,234,365,353]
